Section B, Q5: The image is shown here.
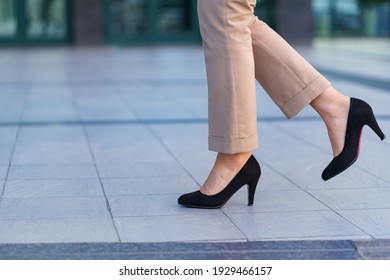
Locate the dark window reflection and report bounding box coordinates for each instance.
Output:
[109,0,148,37]
[26,0,67,38]
[313,0,390,37]
[157,0,191,34]
[0,0,16,37]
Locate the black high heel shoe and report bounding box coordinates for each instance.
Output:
[178,155,261,208]
[322,98,386,181]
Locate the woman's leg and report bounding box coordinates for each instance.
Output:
[197,0,347,194]
[310,87,350,157]
[197,0,257,195]
[249,9,332,119]
[199,0,258,154]
[248,5,350,157]
[247,5,385,180]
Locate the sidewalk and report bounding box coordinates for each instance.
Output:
[0,39,389,259]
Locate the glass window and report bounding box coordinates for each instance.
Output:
[105,0,200,43]
[108,0,148,37]
[334,0,362,35]
[26,0,67,38]
[254,0,276,29]
[0,0,16,37]
[313,0,364,37]
[157,0,191,35]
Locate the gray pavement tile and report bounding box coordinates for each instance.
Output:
[379,120,390,137]
[257,123,327,163]
[115,85,158,95]
[22,89,79,122]
[0,181,4,197]
[256,158,328,187]
[337,209,390,237]
[0,218,118,244]
[357,139,390,182]
[0,197,110,220]
[3,179,104,198]
[190,172,210,187]
[0,92,25,122]
[177,160,215,183]
[108,194,206,217]
[0,197,109,220]
[8,164,98,180]
[85,124,152,140]
[21,107,79,122]
[0,166,8,181]
[228,211,368,240]
[222,189,329,214]
[297,166,389,191]
[256,165,300,191]
[0,71,26,82]
[373,235,390,239]
[309,188,390,210]
[12,126,93,165]
[258,156,389,191]
[102,176,198,196]
[123,90,196,119]
[150,124,211,164]
[86,125,174,164]
[161,87,208,119]
[115,213,246,243]
[0,127,18,165]
[275,119,390,183]
[74,90,138,121]
[97,161,187,178]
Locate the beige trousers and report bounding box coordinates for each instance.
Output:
[199,0,331,154]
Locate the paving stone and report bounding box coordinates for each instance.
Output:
[0,218,118,244]
[97,162,187,178]
[12,126,93,165]
[337,209,390,238]
[102,176,198,196]
[115,213,246,243]
[0,197,110,220]
[8,164,98,180]
[309,188,390,210]
[228,211,368,240]
[3,179,104,198]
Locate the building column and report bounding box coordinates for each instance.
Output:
[73,0,104,45]
[275,0,314,44]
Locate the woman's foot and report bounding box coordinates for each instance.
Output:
[310,87,350,157]
[178,154,261,208]
[321,97,385,180]
[200,152,252,196]
[312,87,386,180]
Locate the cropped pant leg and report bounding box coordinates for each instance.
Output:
[198,0,331,154]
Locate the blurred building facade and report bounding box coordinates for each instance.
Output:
[0,0,389,46]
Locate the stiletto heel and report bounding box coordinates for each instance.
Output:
[322,98,386,181]
[247,175,260,206]
[178,155,261,208]
[365,107,386,140]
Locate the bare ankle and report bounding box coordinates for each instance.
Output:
[200,152,252,195]
[311,87,349,120]
[216,152,252,168]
